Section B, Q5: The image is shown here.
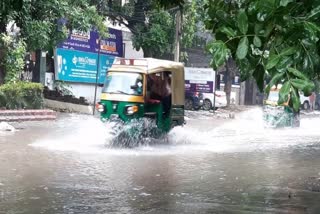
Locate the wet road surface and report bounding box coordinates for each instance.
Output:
[1,108,320,213]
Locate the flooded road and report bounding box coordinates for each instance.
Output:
[1,108,320,213]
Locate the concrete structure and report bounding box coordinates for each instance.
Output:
[219,84,241,105]
[44,99,94,114]
[0,109,57,122]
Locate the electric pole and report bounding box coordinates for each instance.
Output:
[174,9,181,62]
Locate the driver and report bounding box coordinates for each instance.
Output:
[162,72,172,117]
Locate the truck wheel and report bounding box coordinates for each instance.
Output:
[203,99,212,111]
[302,101,310,110]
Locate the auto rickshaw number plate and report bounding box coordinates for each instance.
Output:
[110,114,119,120]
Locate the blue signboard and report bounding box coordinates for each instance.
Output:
[57,28,123,57]
[55,48,114,84]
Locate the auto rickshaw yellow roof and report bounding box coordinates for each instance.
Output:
[108,57,185,106]
[108,58,184,74]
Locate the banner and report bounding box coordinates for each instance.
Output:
[57,28,123,57]
[55,48,115,84]
[184,67,216,93]
[185,80,214,93]
[55,27,122,84]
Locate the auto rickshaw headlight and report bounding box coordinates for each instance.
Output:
[96,103,105,113]
[126,105,139,115]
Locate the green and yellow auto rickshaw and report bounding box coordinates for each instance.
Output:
[263,85,300,128]
[96,58,185,146]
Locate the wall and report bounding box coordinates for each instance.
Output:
[220,84,241,105]
[66,83,103,104]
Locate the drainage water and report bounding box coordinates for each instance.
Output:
[31,108,320,155]
[3,108,320,213]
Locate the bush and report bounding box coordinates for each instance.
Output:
[0,82,44,109]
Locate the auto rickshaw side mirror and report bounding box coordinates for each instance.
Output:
[130,85,138,90]
[131,84,142,94]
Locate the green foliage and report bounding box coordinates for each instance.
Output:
[205,0,320,111]
[108,0,199,59]
[25,0,106,50]
[156,0,185,8]
[53,80,73,96]
[1,0,107,50]
[0,34,26,83]
[0,82,44,109]
[0,90,6,107]
[132,9,175,57]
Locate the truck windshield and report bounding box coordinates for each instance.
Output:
[102,72,143,95]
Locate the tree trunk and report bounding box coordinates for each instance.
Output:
[224,59,231,106]
[0,20,7,85]
[0,19,6,34]
[143,48,153,58]
[224,58,235,107]
[0,49,5,85]
[32,50,41,83]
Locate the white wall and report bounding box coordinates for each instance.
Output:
[67,83,103,104]
[124,40,144,58]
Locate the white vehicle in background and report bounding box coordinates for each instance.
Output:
[202,91,236,110]
[299,92,311,110]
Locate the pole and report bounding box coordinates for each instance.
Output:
[174,9,181,62]
[93,38,101,115]
[213,73,217,113]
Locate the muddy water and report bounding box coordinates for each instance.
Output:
[1,108,320,213]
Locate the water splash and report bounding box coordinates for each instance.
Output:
[168,107,320,153]
[31,108,320,155]
[107,118,167,148]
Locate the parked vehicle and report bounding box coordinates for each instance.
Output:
[300,92,311,110]
[185,92,203,110]
[202,91,236,110]
[263,85,300,128]
[315,93,320,110]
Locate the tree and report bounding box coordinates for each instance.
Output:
[104,0,198,59]
[205,0,319,111]
[104,0,173,57]
[0,0,23,33]
[0,0,107,84]
[132,9,175,58]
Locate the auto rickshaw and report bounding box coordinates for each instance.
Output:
[96,58,185,145]
[263,84,300,128]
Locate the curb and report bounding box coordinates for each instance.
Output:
[0,109,57,122]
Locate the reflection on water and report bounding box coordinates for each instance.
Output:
[1,108,320,213]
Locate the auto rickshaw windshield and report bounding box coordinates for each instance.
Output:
[102,72,143,95]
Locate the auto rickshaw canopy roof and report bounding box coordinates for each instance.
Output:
[108,58,185,105]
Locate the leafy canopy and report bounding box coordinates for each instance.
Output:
[107,0,198,59]
[205,0,320,111]
[1,0,107,51]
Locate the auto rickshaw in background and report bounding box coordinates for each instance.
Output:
[96,58,185,146]
[263,84,300,128]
